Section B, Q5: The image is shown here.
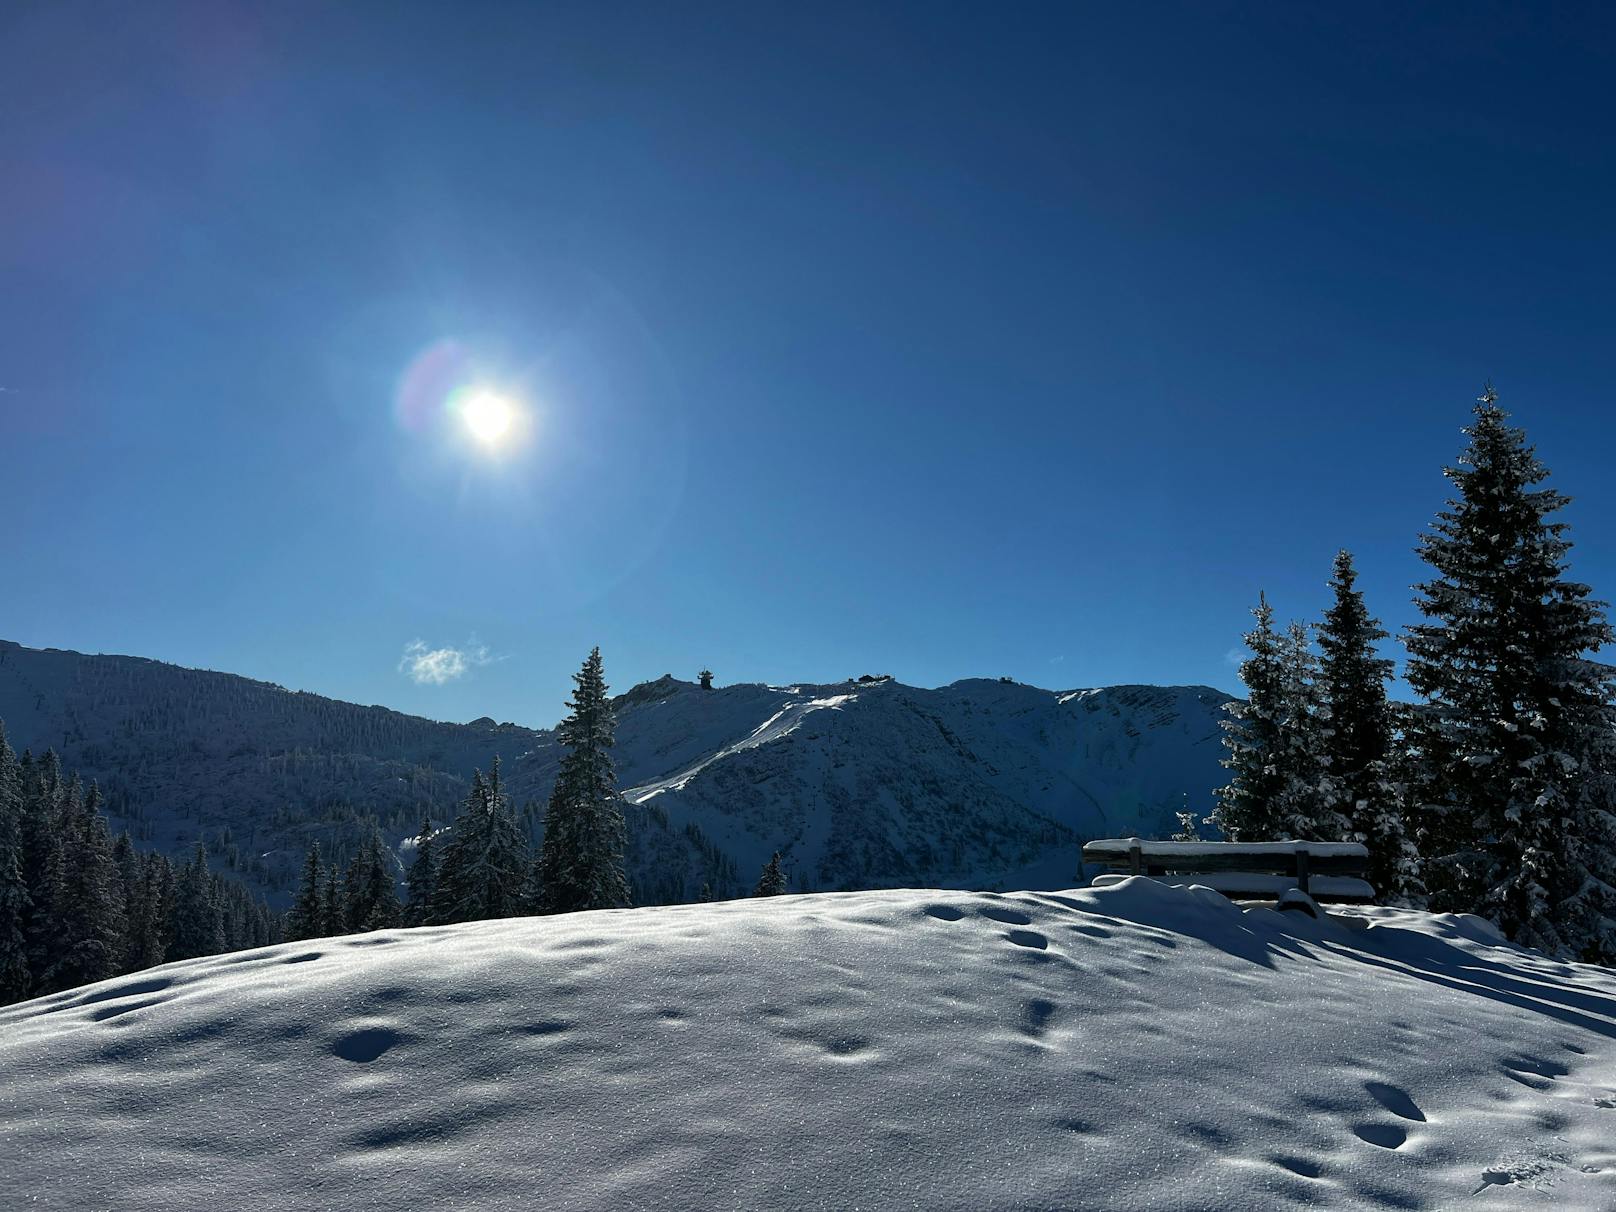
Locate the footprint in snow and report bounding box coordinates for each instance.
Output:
[1351,1122,1407,1150]
[1364,1080,1425,1122]
[1021,998,1057,1036]
[978,906,1033,926]
[1270,1154,1325,1179]
[332,1026,404,1063]
[1005,929,1049,950]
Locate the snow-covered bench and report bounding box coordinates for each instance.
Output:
[1080,838,1376,903]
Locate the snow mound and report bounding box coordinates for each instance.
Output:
[3,881,1614,1209]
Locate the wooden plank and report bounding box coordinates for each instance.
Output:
[1147,874,1377,902]
[1079,846,1370,866]
[1081,841,1368,876]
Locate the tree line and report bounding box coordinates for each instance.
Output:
[1208,389,1616,964]
[284,646,639,938]
[0,730,278,1006]
[282,647,798,943]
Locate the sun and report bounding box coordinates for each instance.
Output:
[460,390,517,445]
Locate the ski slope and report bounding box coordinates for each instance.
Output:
[2,878,1613,1210]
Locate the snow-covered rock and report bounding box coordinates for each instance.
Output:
[1,879,1612,1209]
[0,640,1231,902]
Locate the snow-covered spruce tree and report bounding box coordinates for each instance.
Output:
[404,819,438,926]
[753,852,787,897]
[285,844,327,940]
[0,723,31,1003]
[167,843,223,961]
[1405,390,1616,961]
[1211,595,1288,840]
[1268,622,1347,841]
[519,855,545,915]
[320,866,344,936]
[539,648,631,913]
[1213,601,1342,841]
[126,853,175,971]
[432,760,530,923]
[20,751,65,988]
[37,782,127,993]
[1316,550,1424,904]
[344,826,400,931]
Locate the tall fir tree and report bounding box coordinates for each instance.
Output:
[320,866,344,937]
[1405,390,1616,961]
[167,843,223,961]
[753,852,787,897]
[344,825,400,931]
[538,648,631,913]
[1211,595,1288,840]
[0,723,31,1002]
[36,782,127,993]
[1267,621,1346,841]
[404,819,438,926]
[1316,550,1423,904]
[286,844,327,940]
[20,751,65,988]
[431,761,530,923]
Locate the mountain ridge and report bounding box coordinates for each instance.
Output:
[0,639,1235,904]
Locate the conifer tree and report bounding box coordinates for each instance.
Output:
[167,843,223,961]
[538,649,631,913]
[754,852,787,896]
[344,826,400,932]
[432,761,530,923]
[320,866,344,936]
[111,830,143,970]
[1268,621,1346,840]
[520,856,545,916]
[1211,594,1288,840]
[119,853,173,974]
[20,752,66,987]
[140,854,176,967]
[286,844,327,940]
[404,819,438,925]
[1317,550,1423,903]
[33,781,127,993]
[1406,390,1616,961]
[0,724,31,1003]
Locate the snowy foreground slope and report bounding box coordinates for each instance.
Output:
[3,880,1614,1211]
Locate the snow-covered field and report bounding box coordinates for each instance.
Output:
[3,879,1614,1210]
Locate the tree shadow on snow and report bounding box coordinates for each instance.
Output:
[1320,924,1616,1043]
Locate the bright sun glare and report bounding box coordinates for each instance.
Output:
[461,391,516,445]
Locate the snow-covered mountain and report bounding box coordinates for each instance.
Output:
[3,880,1612,1210]
[0,640,1231,902]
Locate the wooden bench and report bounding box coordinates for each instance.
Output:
[1080,838,1376,903]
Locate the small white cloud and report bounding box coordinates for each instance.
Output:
[399,638,492,685]
[1224,647,1245,667]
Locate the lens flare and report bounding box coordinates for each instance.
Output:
[394,339,469,433]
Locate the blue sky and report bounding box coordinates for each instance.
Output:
[4,2,1614,726]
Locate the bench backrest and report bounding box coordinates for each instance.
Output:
[1082,838,1369,877]
[1081,838,1373,901]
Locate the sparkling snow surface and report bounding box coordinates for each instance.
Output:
[2,879,1614,1210]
